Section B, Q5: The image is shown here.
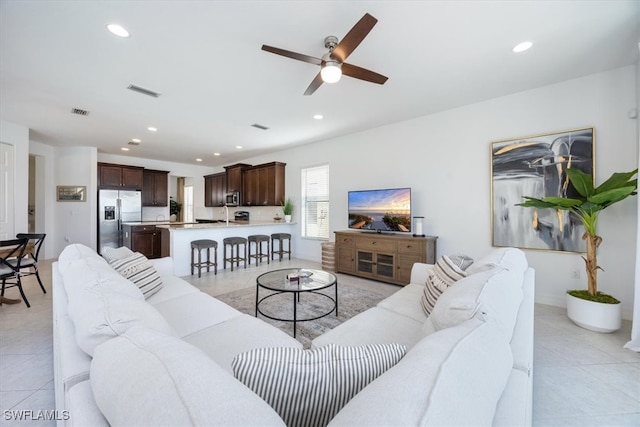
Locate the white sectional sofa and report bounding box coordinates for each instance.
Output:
[53,243,533,426]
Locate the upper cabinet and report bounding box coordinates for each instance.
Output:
[224,163,251,193]
[204,172,227,207]
[142,169,169,206]
[242,162,286,206]
[98,163,144,189]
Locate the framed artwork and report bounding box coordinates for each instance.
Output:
[57,185,86,202]
[491,127,594,252]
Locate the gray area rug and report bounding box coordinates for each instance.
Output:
[216,284,386,348]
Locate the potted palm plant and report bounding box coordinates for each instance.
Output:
[517,167,637,332]
[282,198,294,223]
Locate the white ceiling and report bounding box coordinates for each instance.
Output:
[1,1,638,167]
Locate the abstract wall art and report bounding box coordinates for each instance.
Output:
[491,127,594,252]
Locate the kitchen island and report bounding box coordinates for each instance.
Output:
[156,221,295,276]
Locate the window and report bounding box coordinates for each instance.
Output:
[301,164,329,239]
[184,185,194,223]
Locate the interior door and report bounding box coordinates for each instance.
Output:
[0,143,15,239]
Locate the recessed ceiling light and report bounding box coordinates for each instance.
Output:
[106,24,130,38]
[512,41,533,53]
[131,138,141,143]
[213,152,221,156]
[236,145,243,149]
[121,147,130,151]
[313,114,324,120]
[195,158,203,162]
[147,127,157,132]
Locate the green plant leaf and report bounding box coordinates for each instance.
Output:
[566,168,594,198]
[589,185,637,205]
[595,169,638,194]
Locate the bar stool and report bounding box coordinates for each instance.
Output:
[191,239,218,278]
[248,234,270,265]
[223,237,248,271]
[271,233,292,261]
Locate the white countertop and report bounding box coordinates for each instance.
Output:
[156,220,293,230]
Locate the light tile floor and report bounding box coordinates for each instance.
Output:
[0,258,638,426]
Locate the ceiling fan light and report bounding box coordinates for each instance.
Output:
[321,62,342,83]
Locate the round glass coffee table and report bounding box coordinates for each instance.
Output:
[255,268,338,338]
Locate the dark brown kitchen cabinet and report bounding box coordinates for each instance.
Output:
[142,169,169,206]
[204,172,227,207]
[123,224,162,259]
[242,162,286,206]
[98,163,144,189]
[224,163,251,193]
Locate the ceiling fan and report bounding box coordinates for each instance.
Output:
[261,13,388,95]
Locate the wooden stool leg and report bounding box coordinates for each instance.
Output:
[214,246,218,274]
[198,248,202,278]
[191,248,195,275]
[206,248,210,273]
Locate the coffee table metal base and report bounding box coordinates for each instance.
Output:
[255,269,338,338]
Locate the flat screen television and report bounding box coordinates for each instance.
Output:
[348,187,411,233]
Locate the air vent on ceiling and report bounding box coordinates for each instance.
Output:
[127,84,161,98]
[71,108,90,116]
[251,123,269,130]
[127,141,140,146]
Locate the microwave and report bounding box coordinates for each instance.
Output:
[225,192,239,206]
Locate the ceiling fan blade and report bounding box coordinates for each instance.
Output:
[304,72,324,96]
[342,63,388,85]
[331,13,378,63]
[261,45,323,66]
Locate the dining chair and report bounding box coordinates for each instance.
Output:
[15,233,47,294]
[0,237,30,307]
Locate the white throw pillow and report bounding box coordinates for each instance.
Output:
[67,286,174,356]
[91,326,286,426]
[232,343,406,427]
[421,254,473,316]
[109,252,163,299]
[101,246,135,263]
[429,267,524,340]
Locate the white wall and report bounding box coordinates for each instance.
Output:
[0,120,29,236]
[53,146,98,255]
[240,65,638,319]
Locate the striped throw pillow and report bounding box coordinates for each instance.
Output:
[109,252,163,299]
[232,343,406,427]
[421,254,472,316]
[101,246,135,263]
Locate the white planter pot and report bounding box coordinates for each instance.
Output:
[285,215,292,223]
[566,293,621,333]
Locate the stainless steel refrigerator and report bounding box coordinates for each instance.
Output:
[98,189,142,254]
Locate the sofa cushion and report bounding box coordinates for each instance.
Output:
[421,254,471,316]
[109,252,163,298]
[429,266,524,340]
[100,245,134,263]
[91,326,286,426]
[184,314,303,373]
[65,381,109,427]
[376,283,427,322]
[311,307,424,350]
[67,285,174,356]
[232,343,406,427]
[145,275,200,305]
[327,319,513,427]
[151,291,242,338]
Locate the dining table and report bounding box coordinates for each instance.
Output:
[0,241,35,304]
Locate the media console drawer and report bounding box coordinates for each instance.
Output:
[356,236,396,252]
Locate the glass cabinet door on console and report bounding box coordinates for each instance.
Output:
[356,251,395,280]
